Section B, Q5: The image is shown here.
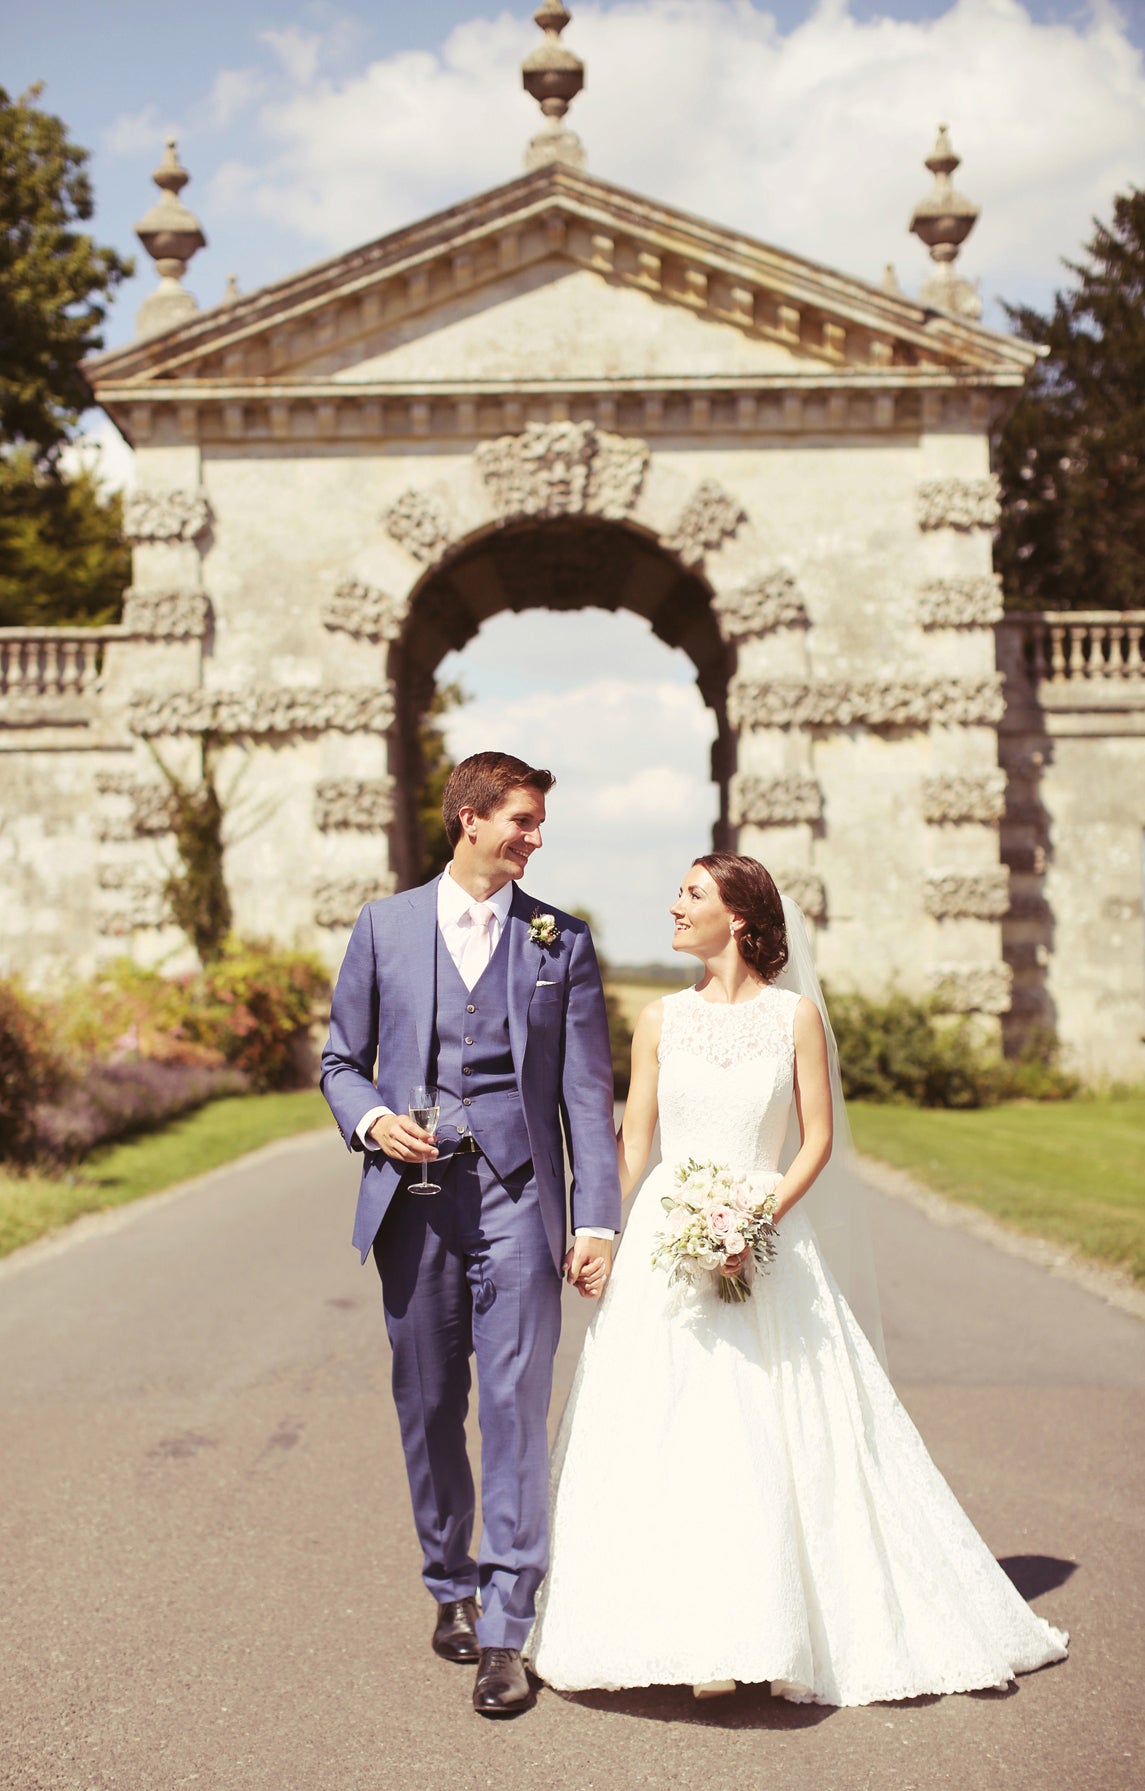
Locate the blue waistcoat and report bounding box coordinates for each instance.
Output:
[431,924,533,1180]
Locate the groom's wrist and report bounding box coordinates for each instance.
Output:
[574,1226,615,1240]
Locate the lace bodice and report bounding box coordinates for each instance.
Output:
[657,982,802,1176]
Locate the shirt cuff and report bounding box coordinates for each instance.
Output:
[356,1105,392,1147]
[574,1226,616,1240]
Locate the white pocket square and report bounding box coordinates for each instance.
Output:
[536,979,558,986]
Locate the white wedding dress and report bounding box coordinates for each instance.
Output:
[527,982,1068,1705]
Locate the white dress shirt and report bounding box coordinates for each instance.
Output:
[355,871,613,1241]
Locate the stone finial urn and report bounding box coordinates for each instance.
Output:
[134,139,207,340]
[523,1,586,170]
[909,126,982,321]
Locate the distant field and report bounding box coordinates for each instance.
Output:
[850,1093,1145,1283]
[607,973,694,1030]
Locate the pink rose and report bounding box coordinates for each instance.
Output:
[706,1203,734,1240]
[725,1232,746,1257]
[667,1205,691,1239]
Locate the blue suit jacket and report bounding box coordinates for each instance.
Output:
[320,877,623,1269]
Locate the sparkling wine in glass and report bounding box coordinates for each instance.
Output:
[409,1084,441,1195]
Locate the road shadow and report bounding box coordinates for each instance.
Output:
[998,1554,1077,1598]
[551,1682,835,1729]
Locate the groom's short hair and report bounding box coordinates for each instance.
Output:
[443,752,555,848]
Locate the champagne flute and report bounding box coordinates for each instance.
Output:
[408,1083,441,1195]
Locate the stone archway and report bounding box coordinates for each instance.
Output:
[386,515,734,888]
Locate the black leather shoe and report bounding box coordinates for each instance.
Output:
[432,1597,479,1663]
[472,1646,535,1716]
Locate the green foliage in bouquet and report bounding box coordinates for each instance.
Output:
[828,987,1079,1109]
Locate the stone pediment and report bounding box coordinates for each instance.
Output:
[89,163,1039,446]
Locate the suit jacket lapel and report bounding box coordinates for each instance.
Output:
[404,878,441,1076]
[506,885,539,1077]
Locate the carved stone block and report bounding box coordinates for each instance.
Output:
[712,572,807,641]
[916,476,1000,532]
[923,869,1011,919]
[921,772,1007,825]
[129,686,397,737]
[728,676,1006,730]
[124,489,211,544]
[314,874,397,927]
[121,588,212,639]
[95,774,175,838]
[772,868,826,921]
[918,575,1004,628]
[321,581,408,642]
[731,773,823,826]
[475,421,649,522]
[314,779,395,830]
[927,962,1013,1014]
[384,489,455,564]
[665,480,747,568]
[96,865,167,933]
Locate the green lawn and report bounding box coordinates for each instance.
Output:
[0,1089,330,1259]
[850,1093,1145,1282]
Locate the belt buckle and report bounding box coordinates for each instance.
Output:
[456,1131,479,1155]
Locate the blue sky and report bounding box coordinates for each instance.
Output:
[8,1,1143,960]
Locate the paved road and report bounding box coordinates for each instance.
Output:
[2,1131,1143,1791]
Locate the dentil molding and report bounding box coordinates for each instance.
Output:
[712,572,807,641]
[927,962,1013,1014]
[129,686,397,737]
[921,772,1007,825]
[124,489,211,545]
[731,773,823,827]
[95,773,174,839]
[475,420,649,522]
[121,587,212,639]
[321,580,408,642]
[314,779,396,831]
[918,575,1004,628]
[916,476,1000,532]
[728,675,1006,730]
[923,869,1011,920]
[314,874,397,927]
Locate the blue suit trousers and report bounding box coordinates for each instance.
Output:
[372,1149,563,1650]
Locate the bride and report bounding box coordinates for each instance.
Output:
[527,853,1068,1705]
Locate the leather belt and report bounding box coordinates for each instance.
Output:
[451,1134,481,1155]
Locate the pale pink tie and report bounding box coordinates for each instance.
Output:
[458,901,496,989]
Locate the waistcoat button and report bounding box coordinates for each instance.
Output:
[462,1066,473,1076]
[462,1096,472,1106]
[466,1004,476,1014]
[464,1036,474,1045]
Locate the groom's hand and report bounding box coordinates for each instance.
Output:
[563,1236,613,1299]
[368,1114,439,1162]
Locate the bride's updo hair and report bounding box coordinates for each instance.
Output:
[694,853,789,983]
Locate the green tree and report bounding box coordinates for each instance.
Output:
[0,84,132,459]
[151,740,233,965]
[0,85,133,624]
[0,448,130,626]
[996,189,1145,612]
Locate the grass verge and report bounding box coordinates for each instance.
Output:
[0,1089,329,1260]
[849,1092,1145,1282]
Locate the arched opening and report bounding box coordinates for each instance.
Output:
[387,519,735,920]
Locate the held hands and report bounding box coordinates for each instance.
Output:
[369,1113,439,1163]
[563,1235,613,1300]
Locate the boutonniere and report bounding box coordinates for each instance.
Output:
[528,911,559,950]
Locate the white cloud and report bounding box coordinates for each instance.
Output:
[594,765,705,823]
[59,414,136,495]
[201,0,1143,321]
[200,67,269,132]
[104,103,183,159]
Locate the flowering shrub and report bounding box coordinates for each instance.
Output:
[828,988,1079,1108]
[34,1059,248,1166]
[0,980,64,1163]
[180,940,330,1092]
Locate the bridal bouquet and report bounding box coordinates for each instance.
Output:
[652,1159,779,1304]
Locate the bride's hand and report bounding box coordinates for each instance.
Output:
[720,1248,750,1278]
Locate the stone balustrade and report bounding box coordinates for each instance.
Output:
[0,628,121,708]
[1008,611,1145,684]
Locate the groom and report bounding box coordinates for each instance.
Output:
[320,751,621,1716]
